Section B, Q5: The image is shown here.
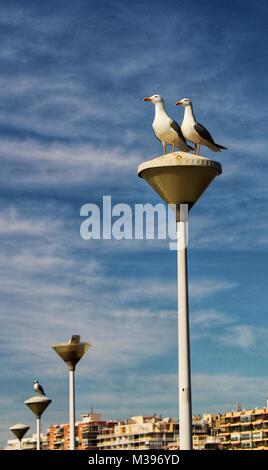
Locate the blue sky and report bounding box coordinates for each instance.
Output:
[1,0,268,446]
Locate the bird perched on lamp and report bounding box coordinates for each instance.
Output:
[69,335,80,344]
[176,98,227,155]
[143,94,193,154]
[33,380,46,396]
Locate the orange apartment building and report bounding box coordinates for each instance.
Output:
[47,412,114,450]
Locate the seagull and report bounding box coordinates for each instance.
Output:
[69,335,80,344]
[175,98,227,155]
[143,94,193,154]
[33,380,46,396]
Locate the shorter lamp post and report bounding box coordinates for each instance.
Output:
[9,423,30,450]
[24,395,52,450]
[51,336,91,450]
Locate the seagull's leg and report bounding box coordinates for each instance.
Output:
[197,144,201,155]
[194,144,197,155]
[171,142,175,153]
[162,142,167,155]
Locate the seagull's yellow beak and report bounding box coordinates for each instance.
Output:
[175,100,183,106]
[143,97,152,102]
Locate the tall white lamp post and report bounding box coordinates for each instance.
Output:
[51,336,91,450]
[24,395,52,450]
[9,423,30,450]
[138,152,222,449]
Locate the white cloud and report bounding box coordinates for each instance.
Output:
[189,279,237,298]
[191,311,268,351]
[0,207,62,236]
[0,138,142,188]
[218,325,256,349]
[191,309,234,328]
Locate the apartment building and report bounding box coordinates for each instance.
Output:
[5,434,48,450]
[77,413,112,450]
[47,412,112,450]
[97,415,179,450]
[47,423,69,450]
[203,413,222,435]
[219,406,268,450]
[97,414,222,451]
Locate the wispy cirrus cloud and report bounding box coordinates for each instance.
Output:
[217,325,257,349]
[191,309,234,328]
[189,280,237,298]
[191,309,268,352]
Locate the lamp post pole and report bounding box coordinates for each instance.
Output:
[69,368,75,450]
[177,203,192,449]
[36,416,41,450]
[138,152,222,450]
[52,336,91,450]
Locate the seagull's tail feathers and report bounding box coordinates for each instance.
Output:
[207,142,227,152]
[187,144,195,152]
[215,143,227,151]
[178,142,194,153]
[185,144,195,153]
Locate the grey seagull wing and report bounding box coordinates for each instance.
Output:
[193,122,217,145]
[194,122,227,150]
[170,120,187,143]
[39,384,46,395]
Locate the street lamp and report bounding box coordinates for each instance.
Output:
[24,395,52,450]
[138,152,222,450]
[51,336,91,450]
[9,423,30,450]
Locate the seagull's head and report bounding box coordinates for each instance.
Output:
[33,380,38,384]
[143,94,163,104]
[175,98,192,107]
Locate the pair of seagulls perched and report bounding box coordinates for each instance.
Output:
[143,95,226,155]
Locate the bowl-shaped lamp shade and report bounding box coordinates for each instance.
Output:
[138,153,222,209]
[24,395,52,418]
[51,342,91,371]
[9,423,30,440]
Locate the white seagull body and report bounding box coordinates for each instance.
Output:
[33,380,46,396]
[176,98,227,155]
[143,95,193,154]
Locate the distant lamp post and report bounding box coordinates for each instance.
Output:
[9,423,30,450]
[24,395,52,450]
[138,152,222,449]
[51,335,91,450]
